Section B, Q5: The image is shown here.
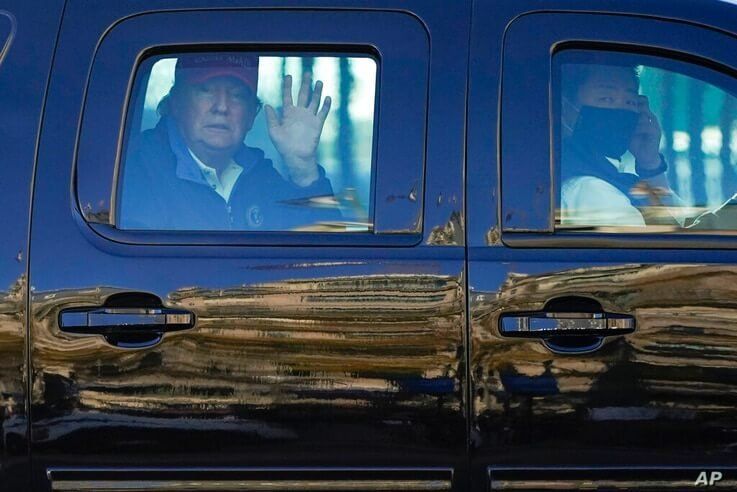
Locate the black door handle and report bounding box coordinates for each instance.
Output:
[499,296,636,355]
[59,306,195,348]
[499,311,635,338]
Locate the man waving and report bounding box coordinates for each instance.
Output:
[119,53,335,230]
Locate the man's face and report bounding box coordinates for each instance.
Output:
[576,66,639,112]
[172,76,258,159]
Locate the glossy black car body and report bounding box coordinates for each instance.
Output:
[2,0,737,490]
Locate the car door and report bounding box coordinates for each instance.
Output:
[468,1,737,490]
[0,2,64,490]
[29,1,470,491]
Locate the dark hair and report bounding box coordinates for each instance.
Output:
[561,63,640,102]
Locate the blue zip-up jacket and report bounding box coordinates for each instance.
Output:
[118,117,337,230]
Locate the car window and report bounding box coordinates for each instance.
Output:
[555,50,737,232]
[117,51,377,232]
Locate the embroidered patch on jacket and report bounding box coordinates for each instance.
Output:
[246,205,264,228]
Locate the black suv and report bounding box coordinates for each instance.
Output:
[3,0,737,490]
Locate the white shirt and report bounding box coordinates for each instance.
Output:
[561,157,684,227]
[561,175,646,227]
[188,149,243,202]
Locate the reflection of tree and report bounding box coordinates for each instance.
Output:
[661,72,676,184]
[32,273,464,420]
[0,275,26,453]
[428,211,463,246]
[338,58,355,192]
[472,264,737,450]
[660,72,737,207]
[301,56,313,76]
[720,96,737,199]
[689,79,706,206]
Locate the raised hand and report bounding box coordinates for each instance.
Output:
[629,95,663,170]
[264,73,332,187]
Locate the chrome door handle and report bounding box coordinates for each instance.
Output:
[499,311,635,337]
[59,307,195,348]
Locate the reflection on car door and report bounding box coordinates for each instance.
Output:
[0,2,64,490]
[468,2,737,490]
[28,1,471,491]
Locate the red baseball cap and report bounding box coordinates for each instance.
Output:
[175,53,259,93]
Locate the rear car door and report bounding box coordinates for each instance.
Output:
[468,0,737,489]
[29,1,470,491]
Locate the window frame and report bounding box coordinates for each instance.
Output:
[500,11,737,249]
[76,9,429,246]
[116,49,381,235]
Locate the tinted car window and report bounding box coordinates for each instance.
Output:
[117,51,377,232]
[556,50,737,232]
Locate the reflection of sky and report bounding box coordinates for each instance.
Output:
[140,56,376,217]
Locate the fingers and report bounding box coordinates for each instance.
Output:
[637,95,659,125]
[629,95,662,164]
[317,96,332,125]
[309,80,323,114]
[638,109,659,132]
[297,72,311,107]
[264,104,279,129]
[279,72,330,121]
[282,75,293,108]
[631,95,659,136]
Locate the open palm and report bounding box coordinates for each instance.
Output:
[264,73,331,187]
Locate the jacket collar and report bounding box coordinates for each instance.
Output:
[166,117,210,185]
[562,137,639,199]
